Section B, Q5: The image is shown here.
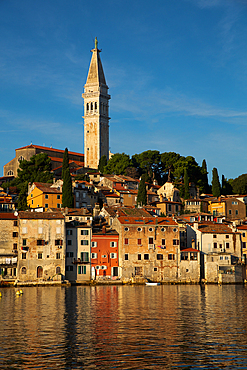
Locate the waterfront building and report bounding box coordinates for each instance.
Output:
[65,221,92,283]
[0,212,18,281]
[91,227,119,279]
[17,211,65,282]
[82,38,111,169]
[112,216,180,283]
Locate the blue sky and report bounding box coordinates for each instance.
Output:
[1,0,247,181]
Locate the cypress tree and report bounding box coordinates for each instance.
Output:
[212,168,221,198]
[98,155,107,173]
[201,159,209,193]
[62,168,74,208]
[137,175,147,206]
[184,168,190,199]
[62,148,69,179]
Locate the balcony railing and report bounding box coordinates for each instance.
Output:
[73,258,90,265]
[0,257,17,265]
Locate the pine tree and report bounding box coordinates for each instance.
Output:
[184,168,190,199]
[98,155,107,173]
[212,168,221,198]
[137,175,147,206]
[62,168,74,208]
[62,148,69,179]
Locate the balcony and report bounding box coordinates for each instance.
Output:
[148,244,155,250]
[73,258,90,265]
[0,257,17,266]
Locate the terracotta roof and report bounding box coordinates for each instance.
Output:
[117,216,177,226]
[16,144,84,157]
[0,212,17,219]
[33,182,62,194]
[92,229,119,236]
[51,208,92,216]
[19,211,64,219]
[180,248,199,253]
[237,225,247,230]
[105,193,120,198]
[197,223,234,234]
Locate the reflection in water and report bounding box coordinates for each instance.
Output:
[0,285,247,368]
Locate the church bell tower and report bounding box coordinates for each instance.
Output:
[82,38,111,169]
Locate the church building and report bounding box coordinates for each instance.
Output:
[82,38,110,169]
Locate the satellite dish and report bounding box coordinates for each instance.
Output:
[14,211,18,216]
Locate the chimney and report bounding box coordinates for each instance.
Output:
[65,207,68,215]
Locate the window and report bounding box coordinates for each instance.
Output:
[81,230,89,235]
[102,254,107,259]
[55,239,63,246]
[22,253,26,259]
[110,253,117,259]
[65,265,73,271]
[213,242,217,248]
[232,201,237,205]
[124,254,128,260]
[181,252,188,260]
[13,232,18,237]
[37,240,45,246]
[236,210,238,215]
[92,241,97,248]
[13,220,17,226]
[243,242,246,249]
[7,170,14,176]
[67,230,73,235]
[67,240,72,246]
[81,240,89,245]
[91,253,97,259]
[173,239,179,245]
[213,235,217,238]
[45,204,48,208]
[124,227,129,231]
[149,237,154,245]
[110,241,117,248]
[66,252,74,258]
[38,253,42,259]
[229,209,232,215]
[57,204,61,208]
[78,266,86,274]
[45,194,48,199]
[161,228,165,232]
[56,253,61,259]
[57,195,60,200]
[124,238,128,245]
[243,233,246,237]
[226,235,229,239]
[149,227,153,232]
[81,252,89,262]
[21,267,26,274]
[137,239,142,245]
[13,243,17,250]
[190,252,197,261]
[173,228,177,233]
[168,205,172,212]
[144,254,149,260]
[226,243,230,249]
[157,254,163,260]
[138,254,141,260]
[137,227,142,232]
[23,239,27,246]
[154,267,157,272]
[56,266,61,274]
[168,254,175,260]
[220,256,223,260]
[162,239,165,246]
[225,256,229,260]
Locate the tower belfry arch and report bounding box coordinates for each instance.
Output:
[82,38,111,169]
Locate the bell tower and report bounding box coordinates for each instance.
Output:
[82,38,111,169]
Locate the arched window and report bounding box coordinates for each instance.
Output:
[21,267,26,274]
[18,156,24,162]
[7,170,14,176]
[91,102,93,110]
[37,266,43,278]
[56,266,61,274]
[86,103,89,111]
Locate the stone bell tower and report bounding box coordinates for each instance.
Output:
[82,38,111,169]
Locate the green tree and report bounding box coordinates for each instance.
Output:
[231,174,247,195]
[184,168,190,200]
[62,168,74,208]
[2,153,53,210]
[136,175,147,206]
[221,174,232,195]
[201,159,209,193]
[212,168,221,197]
[98,155,107,173]
[62,148,69,179]
[104,153,132,175]
[132,150,161,182]
[160,152,181,182]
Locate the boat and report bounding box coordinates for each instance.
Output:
[145,282,160,286]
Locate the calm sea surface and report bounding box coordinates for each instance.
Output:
[1,284,247,369]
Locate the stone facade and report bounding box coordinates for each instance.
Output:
[0,213,18,280]
[17,212,65,282]
[82,42,110,169]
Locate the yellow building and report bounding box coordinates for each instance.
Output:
[27,182,63,210]
[208,199,225,216]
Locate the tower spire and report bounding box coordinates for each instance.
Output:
[82,41,111,169]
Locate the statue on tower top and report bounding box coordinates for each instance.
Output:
[95,37,98,49]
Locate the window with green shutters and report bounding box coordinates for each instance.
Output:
[81,252,89,262]
[78,266,86,274]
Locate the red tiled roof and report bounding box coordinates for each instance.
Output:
[117,216,177,226]
[16,144,84,157]
[19,211,64,219]
[180,248,199,253]
[197,223,234,234]
[0,212,17,219]
[33,182,62,194]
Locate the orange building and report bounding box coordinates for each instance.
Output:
[27,182,63,210]
[91,228,119,279]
